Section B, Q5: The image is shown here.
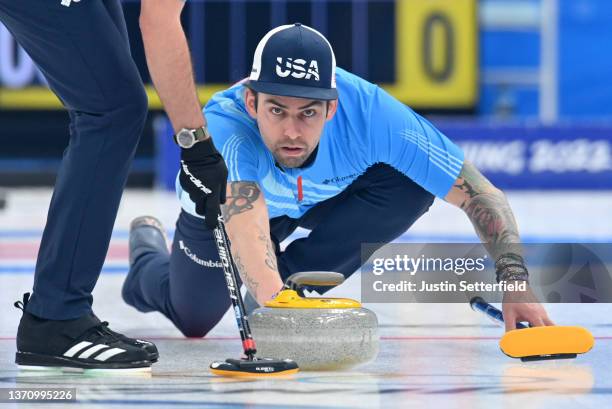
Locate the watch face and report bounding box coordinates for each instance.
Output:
[176,130,195,148]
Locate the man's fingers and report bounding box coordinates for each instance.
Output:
[204,192,222,229]
[529,317,546,327]
[204,210,219,230]
[543,316,555,326]
[504,311,517,332]
[195,200,207,218]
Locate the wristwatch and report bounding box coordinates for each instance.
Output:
[174,127,211,149]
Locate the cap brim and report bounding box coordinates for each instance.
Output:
[246,80,338,101]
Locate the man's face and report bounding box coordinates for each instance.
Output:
[245,89,338,168]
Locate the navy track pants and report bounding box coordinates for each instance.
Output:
[0,0,147,319]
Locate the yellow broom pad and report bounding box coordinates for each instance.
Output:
[500,326,594,359]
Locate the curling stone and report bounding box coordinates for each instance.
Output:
[249,272,379,370]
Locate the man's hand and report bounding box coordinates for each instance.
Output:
[179,139,228,229]
[502,283,555,331]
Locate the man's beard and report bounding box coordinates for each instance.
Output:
[272,144,312,168]
[273,149,310,168]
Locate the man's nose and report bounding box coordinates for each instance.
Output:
[284,117,301,139]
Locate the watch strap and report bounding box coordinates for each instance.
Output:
[173,127,210,148]
[181,136,218,159]
[193,127,210,142]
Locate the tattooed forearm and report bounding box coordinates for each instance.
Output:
[256,226,279,272]
[461,192,521,259]
[222,180,284,304]
[222,182,260,222]
[453,161,494,205]
[454,162,521,260]
[233,252,259,301]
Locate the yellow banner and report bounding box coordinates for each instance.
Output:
[0,86,225,110]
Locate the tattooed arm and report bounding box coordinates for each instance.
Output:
[444,160,521,261]
[445,161,553,331]
[220,181,284,306]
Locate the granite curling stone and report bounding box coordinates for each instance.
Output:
[249,272,379,370]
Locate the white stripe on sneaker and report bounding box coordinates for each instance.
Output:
[94,348,126,361]
[63,341,92,358]
[77,344,109,359]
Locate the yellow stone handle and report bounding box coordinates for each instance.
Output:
[264,290,362,309]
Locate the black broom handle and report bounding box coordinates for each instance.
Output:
[213,215,257,359]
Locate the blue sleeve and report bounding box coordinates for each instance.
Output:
[206,113,259,183]
[369,87,464,198]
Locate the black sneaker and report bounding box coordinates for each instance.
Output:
[122,215,169,314]
[15,293,154,371]
[0,189,7,210]
[105,328,159,363]
[127,216,169,266]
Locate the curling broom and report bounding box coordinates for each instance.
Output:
[470,296,594,361]
[209,215,299,376]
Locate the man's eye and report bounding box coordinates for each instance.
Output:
[303,109,316,118]
[271,107,283,115]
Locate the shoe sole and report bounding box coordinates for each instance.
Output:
[130,216,168,244]
[128,216,169,267]
[17,365,152,375]
[16,352,152,371]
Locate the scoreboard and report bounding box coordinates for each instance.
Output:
[390,0,477,108]
[0,0,478,110]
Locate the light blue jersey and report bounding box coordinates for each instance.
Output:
[177,68,464,220]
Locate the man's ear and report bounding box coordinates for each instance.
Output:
[244,88,258,119]
[325,99,339,121]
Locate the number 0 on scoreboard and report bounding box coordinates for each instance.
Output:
[384,0,478,109]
